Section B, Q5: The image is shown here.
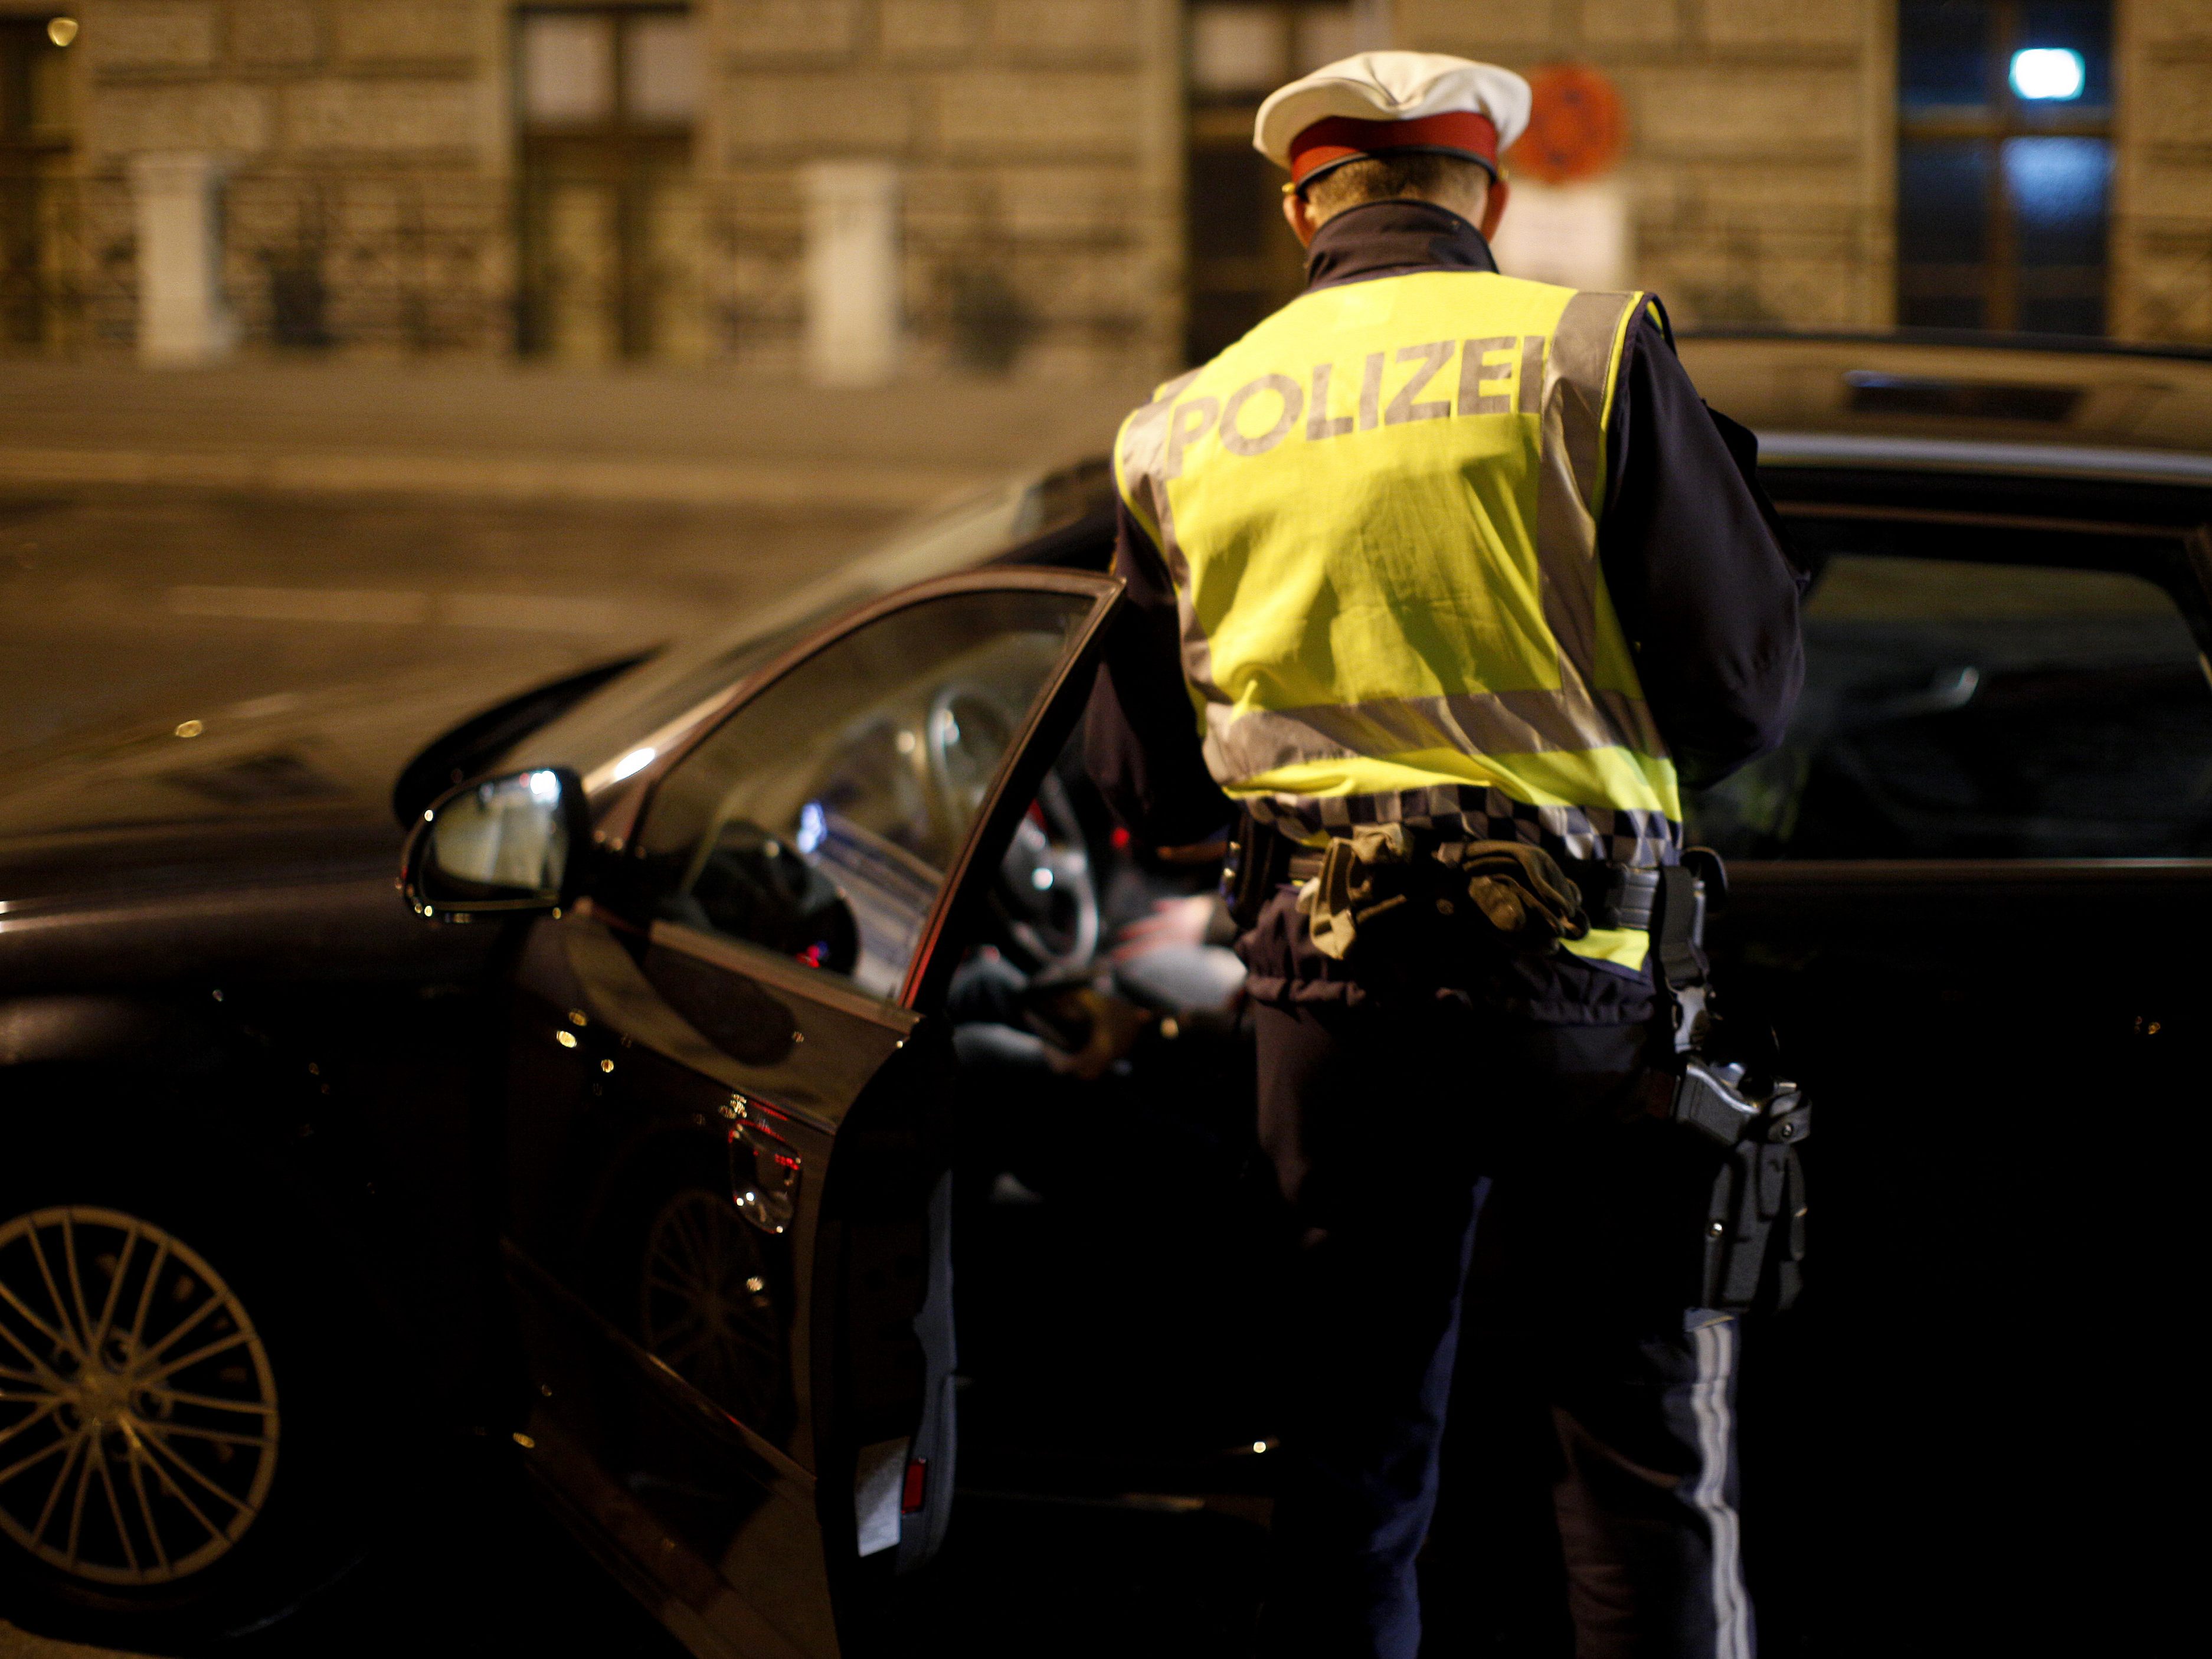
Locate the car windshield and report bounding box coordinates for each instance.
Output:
[511,470,1091,782]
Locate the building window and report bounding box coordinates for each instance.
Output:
[514,5,701,362]
[1896,0,2113,336]
[1184,2,1359,365]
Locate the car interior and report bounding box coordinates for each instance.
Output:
[604,472,2211,1479]
[616,569,1281,1497]
[513,473,2212,1639]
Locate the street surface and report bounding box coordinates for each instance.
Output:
[1,1461,1266,1658]
[0,483,898,759]
[0,358,1266,1658]
[0,358,1141,763]
[2,1442,689,1659]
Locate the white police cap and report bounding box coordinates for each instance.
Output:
[1254,51,1533,192]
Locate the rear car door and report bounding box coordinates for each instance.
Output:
[498,571,1120,1658]
[1687,487,2212,1649]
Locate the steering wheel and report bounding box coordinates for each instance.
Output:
[923,685,1101,973]
[994,770,1101,971]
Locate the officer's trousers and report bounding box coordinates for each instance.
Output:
[1249,997,1753,1659]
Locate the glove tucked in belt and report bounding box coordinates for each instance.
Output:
[1290,824,1596,961]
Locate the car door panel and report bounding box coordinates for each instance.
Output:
[500,571,1121,1658]
[1693,508,2212,1649]
[506,1246,830,1657]
[638,921,920,1118]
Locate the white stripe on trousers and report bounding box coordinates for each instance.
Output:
[1689,1320,1753,1659]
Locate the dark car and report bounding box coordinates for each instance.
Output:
[2,335,2206,1657]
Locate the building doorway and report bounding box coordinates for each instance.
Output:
[1183,2,1360,366]
[0,14,73,349]
[514,4,702,362]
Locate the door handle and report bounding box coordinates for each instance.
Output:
[725,1097,801,1235]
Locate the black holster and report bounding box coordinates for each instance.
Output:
[1653,856,1811,1316]
[1671,1060,1811,1314]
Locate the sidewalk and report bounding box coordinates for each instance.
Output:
[0,359,1150,511]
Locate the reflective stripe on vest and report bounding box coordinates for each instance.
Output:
[1115,271,1682,879]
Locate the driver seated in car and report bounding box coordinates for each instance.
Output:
[948,836,1250,1206]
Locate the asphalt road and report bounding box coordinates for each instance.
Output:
[0,480,885,1659]
[0,484,904,763]
[2,1442,693,1659]
[0,479,1274,1659]
[0,357,1246,1655]
[0,1462,1268,1659]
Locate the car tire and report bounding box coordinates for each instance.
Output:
[0,1121,390,1652]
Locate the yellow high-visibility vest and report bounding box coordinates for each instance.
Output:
[1114,271,1678,970]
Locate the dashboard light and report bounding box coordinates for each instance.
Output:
[2011,48,2084,100]
[611,745,655,781]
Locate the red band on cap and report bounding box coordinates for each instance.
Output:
[1287,112,1500,186]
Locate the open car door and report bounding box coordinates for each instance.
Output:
[496,570,1121,1658]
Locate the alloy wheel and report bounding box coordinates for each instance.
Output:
[0,1207,279,1586]
[638,1190,782,1425]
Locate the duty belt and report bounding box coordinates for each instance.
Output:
[1278,840,1660,932]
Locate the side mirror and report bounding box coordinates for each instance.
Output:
[401,767,589,922]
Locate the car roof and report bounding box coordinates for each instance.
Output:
[1676,332,2212,485]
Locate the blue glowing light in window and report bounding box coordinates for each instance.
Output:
[2010,48,2085,101]
[796,800,826,856]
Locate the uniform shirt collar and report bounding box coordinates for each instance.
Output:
[1303,198,1500,293]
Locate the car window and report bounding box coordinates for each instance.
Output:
[512,462,1115,783]
[1688,552,2212,859]
[634,588,1097,999]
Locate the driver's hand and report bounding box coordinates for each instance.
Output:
[1111,895,1220,961]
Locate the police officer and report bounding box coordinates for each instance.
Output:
[1084,50,1806,1659]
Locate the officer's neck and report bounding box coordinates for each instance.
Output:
[1303,198,1498,294]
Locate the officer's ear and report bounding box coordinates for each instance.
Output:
[1478,177,1510,244]
[1281,188,1322,248]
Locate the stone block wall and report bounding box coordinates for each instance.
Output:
[17,0,2206,364]
[57,0,508,352]
[709,0,1179,385]
[2116,0,2212,342]
[1393,0,1890,331]
[34,0,1179,378]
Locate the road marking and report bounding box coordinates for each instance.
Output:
[0,446,983,512]
[167,585,680,635]
[170,586,430,624]
[439,591,630,633]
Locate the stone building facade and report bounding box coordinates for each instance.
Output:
[0,0,2205,381]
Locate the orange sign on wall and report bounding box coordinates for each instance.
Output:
[1511,64,1627,186]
